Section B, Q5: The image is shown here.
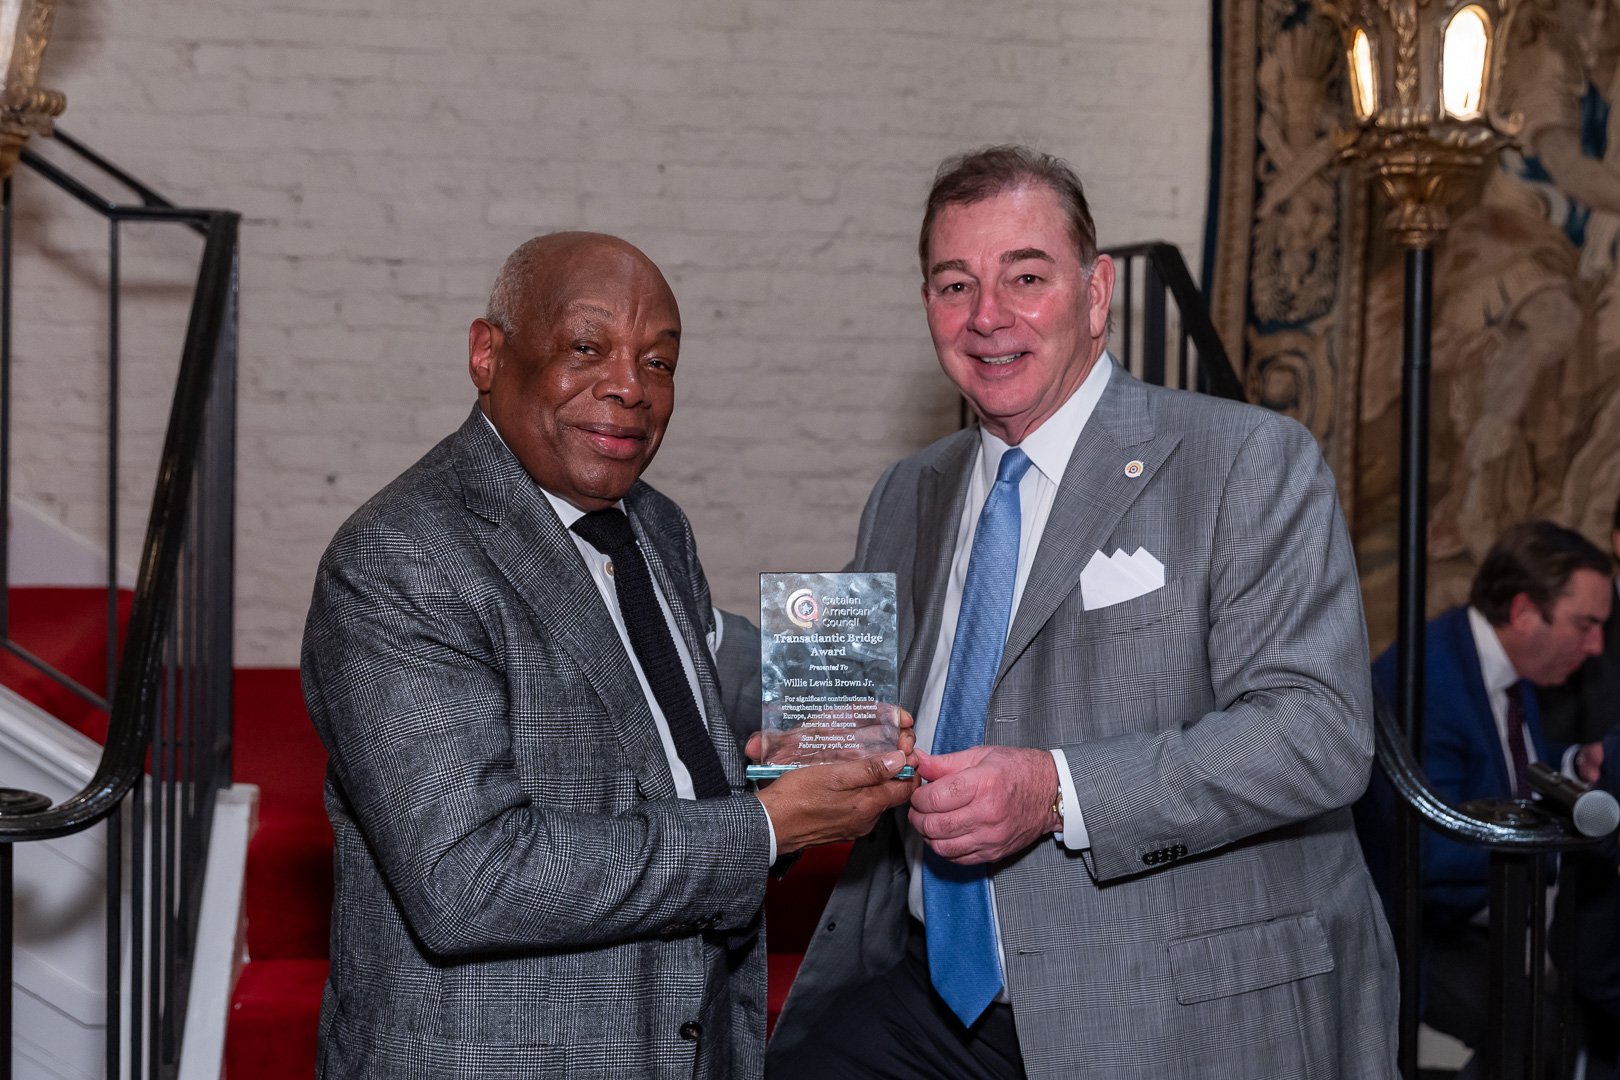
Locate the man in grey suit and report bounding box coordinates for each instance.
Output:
[768,147,1398,1078]
[302,231,916,1080]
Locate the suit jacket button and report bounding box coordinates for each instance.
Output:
[679,1021,702,1041]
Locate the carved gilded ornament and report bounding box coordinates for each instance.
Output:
[0,0,63,181]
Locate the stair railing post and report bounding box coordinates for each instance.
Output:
[1394,243,1432,1077]
[0,840,11,1080]
[1486,848,1536,1080]
[0,789,53,1080]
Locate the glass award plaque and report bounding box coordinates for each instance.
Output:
[749,571,911,780]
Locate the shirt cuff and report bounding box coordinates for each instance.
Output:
[1561,744,1580,781]
[758,797,778,864]
[1050,748,1089,850]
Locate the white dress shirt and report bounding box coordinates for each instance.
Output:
[906,355,1113,956]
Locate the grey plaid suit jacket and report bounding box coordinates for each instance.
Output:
[769,365,1399,1078]
[302,408,772,1080]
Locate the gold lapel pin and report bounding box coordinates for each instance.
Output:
[1125,459,1144,479]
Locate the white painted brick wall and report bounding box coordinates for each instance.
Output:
[16,0,1212,665]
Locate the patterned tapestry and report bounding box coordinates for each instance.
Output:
[1210,0,1620,652]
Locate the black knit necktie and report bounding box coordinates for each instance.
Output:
[571,508,730,799]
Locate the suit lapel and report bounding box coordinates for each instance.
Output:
[454,412,679,801]
[1000,369,1181,679]
[901,432,977,712]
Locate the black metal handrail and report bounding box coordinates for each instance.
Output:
[50,129,185,214]
[0,131,239,1080]
[1373,704,1601,853]
[1372,699,1606,1080]
[1102,241,1247,403]
[0,211,236,841]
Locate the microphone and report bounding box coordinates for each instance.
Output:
[1528,762,1620,838]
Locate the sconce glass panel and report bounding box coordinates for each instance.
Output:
[1442,5,1491,120]
[1349,27,1378,120]
[0,0,27,87]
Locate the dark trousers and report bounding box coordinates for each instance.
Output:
[768,921,1026,1080]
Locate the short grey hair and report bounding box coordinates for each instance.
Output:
[485,236,551,338]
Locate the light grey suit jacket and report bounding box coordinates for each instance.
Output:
[302,408,771,1080]
[769,365,1398,1078]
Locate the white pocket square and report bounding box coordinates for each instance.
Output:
[1080,548,1166,611]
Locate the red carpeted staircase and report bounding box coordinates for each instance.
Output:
[224,667,331,1080]
[3,587,846,1078]
[0,591,334,1078]
[0,587,131,742]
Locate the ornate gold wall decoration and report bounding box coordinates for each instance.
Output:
[0,0,64,180]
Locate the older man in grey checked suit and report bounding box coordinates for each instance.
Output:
[301,231,916,1080]
[768,147,1398,1078]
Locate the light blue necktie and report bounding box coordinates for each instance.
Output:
[923,446,1032,1027]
